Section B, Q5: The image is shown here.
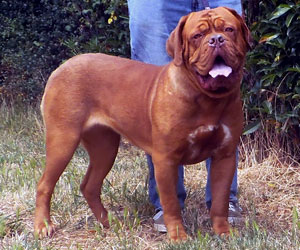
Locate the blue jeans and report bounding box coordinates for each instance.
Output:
[128,0,242,211]
[128,0,242,66]
[147,153,239,211]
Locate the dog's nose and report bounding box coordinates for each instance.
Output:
[209,34,225,47]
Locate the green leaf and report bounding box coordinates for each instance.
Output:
[262,100,273,114]
[278,93,292,99]
[285,13,296,27]
[294,103,300,111]
[261,74,276,86]
[287,67,300,73]
[259,33,280,43]
[257,59,270,65]
[292,207,300,230]
[65,25,71,31]
[286,113,299,118]
[243,120,261,135]
[33,41,41,46]
[82,9,92,15]
[270,5,292,20]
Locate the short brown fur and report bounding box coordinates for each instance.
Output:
[35,7,250,241]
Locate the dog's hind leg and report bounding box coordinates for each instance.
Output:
[80,125,120,227]
[34,128,80,238]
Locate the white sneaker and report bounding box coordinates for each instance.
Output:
[153,210,167,233]
[228,202,243,225]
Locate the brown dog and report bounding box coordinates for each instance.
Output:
[34,7,250,241]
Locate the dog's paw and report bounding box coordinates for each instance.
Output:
[212,216,231,236]
[167,223,188,242]
[34,220,55,239]
[168,230,188,242]
[220,227,240,238]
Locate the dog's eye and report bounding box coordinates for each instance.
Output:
[193,33,203,39]
[225,27,234,32]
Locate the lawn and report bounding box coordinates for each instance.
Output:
[0,103,299,249]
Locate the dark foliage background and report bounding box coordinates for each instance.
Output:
[242,0,300,155]
[0,0,129,102]
[0,0,299,154]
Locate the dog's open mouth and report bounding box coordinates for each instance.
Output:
[195,56,234,93]
[208,56,232,78]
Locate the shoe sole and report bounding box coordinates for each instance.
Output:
[154,223,167,233]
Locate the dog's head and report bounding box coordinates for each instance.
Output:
[167,7,251,98]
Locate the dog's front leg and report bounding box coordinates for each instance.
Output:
[209,154,236,235]
[152,153,187,241]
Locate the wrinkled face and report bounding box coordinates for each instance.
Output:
[167,7,250,97]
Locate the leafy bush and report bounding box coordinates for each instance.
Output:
[242,0,300,150]
[1,0,299,153]
[0,0,130,103]
[61,0,130,57]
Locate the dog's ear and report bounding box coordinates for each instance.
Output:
[223,7,252,51]
[166,15,189,66]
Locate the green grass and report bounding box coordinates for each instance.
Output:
[0,103,299,249]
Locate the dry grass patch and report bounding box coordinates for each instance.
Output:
[239,133,300,232]
[0,104,299,249]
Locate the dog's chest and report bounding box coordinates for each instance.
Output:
[184,123,232,164]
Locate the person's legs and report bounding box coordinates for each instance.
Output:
[128,0,194,65]
[128,0,243,230]
[205,0,242,14]
[128,0,192,231]
[204,1,243,222]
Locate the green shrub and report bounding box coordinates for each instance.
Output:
[242,0,300,151]
[1,0,299,153]
[0,0,130,103]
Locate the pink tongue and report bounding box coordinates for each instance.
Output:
[209,63,232,78]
